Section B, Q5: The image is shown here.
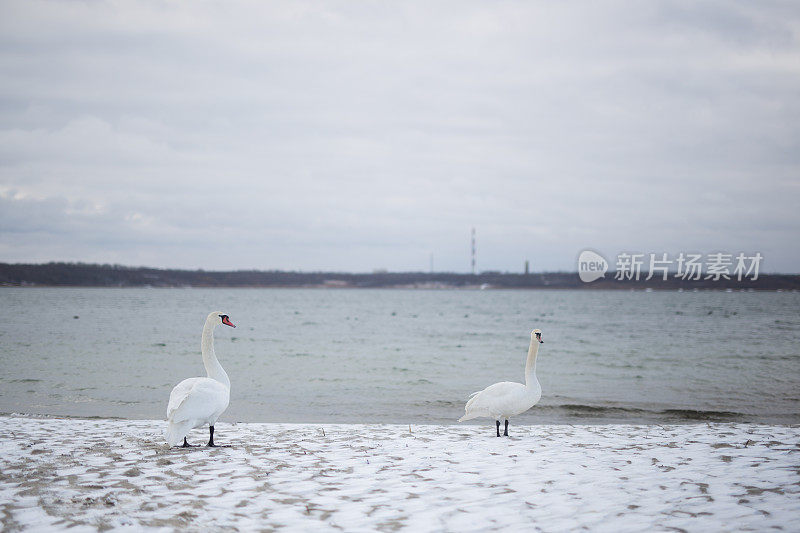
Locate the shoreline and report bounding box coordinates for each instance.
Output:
[2,416,798,531]
[4,409,799,427]
[3,284,799,291]
[3,263,799,290]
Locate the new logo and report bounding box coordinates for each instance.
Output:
[578,250,608,283]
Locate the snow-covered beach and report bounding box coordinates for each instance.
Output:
[1,416,797,531]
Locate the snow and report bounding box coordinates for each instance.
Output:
[1,416,798,531]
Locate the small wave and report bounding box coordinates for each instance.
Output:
[557,404,647,415]
[416,399,461,408]
[660,409,744,421]
[541,404,748,422]
[7,378,42,383]
[0,412,125,420]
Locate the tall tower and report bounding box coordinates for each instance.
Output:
[471,227,476,275]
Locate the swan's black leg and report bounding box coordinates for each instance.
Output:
[182,437,191,447]
[207,425,215,447]
[504,419,509,437]
[496,420,501,437]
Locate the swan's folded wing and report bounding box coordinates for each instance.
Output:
[167,378,200,419]
[466,382,525,415]
[167,378,228,422]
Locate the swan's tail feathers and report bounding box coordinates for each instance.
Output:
[165,419,193,447]
[458,390,485,421]
[458,411,480,422]
[464,393,481,410]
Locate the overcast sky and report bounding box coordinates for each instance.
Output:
[1,1,798,273]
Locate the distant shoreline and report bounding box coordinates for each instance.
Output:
[2,262,799,290]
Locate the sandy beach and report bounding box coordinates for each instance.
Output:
[0,416,797,531]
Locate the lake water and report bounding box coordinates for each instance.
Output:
[1,288,798,425]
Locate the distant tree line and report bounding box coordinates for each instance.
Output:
[1,262,798,290]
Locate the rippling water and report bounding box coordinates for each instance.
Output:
[1,288,798,424]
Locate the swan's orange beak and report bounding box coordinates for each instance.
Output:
[535,332,542,343]
[222,316,236,328]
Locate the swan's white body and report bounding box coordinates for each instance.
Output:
[165,312,233,446]
[459,330,543,422]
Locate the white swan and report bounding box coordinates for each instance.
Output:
[165,312,236,447]
[458,329,544,436]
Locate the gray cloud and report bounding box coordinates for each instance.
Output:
[1,1,798,272]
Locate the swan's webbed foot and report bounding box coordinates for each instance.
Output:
[496,420,501,437]
[181,437,198,448]
[504,419,509,437]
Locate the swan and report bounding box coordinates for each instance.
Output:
[165,312,236,447]
[458,329,544,436]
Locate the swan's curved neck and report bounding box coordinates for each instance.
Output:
[201,320,230,389]
[524,339,540,388]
